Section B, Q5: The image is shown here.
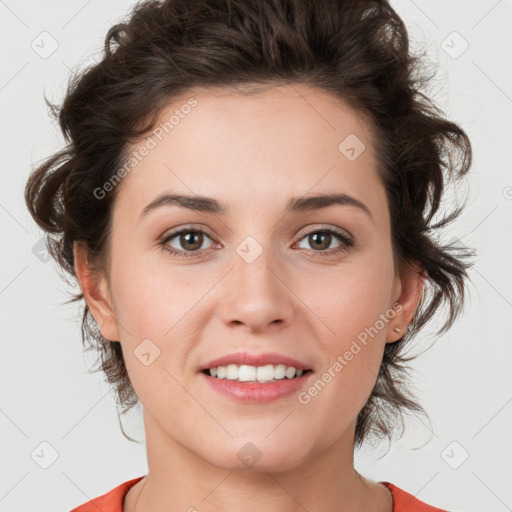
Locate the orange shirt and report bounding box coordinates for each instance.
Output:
[70,476,449,511]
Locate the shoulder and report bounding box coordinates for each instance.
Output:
[69,476,144,512]
[379,481,451,512]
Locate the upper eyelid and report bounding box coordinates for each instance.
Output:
[162,225,215,243]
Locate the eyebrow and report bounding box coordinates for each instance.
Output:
[139,191,373,221]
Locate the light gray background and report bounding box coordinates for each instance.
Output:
[1,1,511,511]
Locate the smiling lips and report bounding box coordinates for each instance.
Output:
[199,351,314,403]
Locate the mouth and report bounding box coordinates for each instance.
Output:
[200,364,314,384]
[199,364,314,403]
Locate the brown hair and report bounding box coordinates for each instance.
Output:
[25,0,474,447]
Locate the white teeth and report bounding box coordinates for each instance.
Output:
[239,364,257,382]
[226,364,238,380]
[257,364,274,382]
[207,364,307,382]
[274,364,286,379]
[285,366,296,379]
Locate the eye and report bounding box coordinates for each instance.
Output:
[295,228,354,255]
[159,226,355,259]
[160,228,215,258]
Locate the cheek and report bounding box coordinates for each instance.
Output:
[107,251,211,396]
[109,246,201,337]
[306,257,394,345]
[300,291,389,437]
[301,253,393,402]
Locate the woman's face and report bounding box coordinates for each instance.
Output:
[78,83,422,471]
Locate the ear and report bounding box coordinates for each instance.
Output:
[386,260,426,343]
[73,241,120,342]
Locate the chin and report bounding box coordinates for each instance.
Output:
[203,439,310,473]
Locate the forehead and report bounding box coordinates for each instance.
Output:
[114,83,387,224]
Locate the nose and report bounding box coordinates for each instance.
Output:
[217,241,296,333]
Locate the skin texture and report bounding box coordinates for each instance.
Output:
[74,83,424,512]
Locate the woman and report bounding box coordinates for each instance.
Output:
[25,0,474,510]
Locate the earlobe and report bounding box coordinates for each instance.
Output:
[387,262,426,343]
[73,241,120,342]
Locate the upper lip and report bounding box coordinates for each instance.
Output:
[199,352,311,371]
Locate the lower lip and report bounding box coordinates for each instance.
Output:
[199,371,314,403]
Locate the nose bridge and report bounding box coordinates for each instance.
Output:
[218,232,294,329]
[234,233,283,300]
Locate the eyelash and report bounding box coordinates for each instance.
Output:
[158,226,355,259]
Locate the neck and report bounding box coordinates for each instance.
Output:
[124,410,392,512]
